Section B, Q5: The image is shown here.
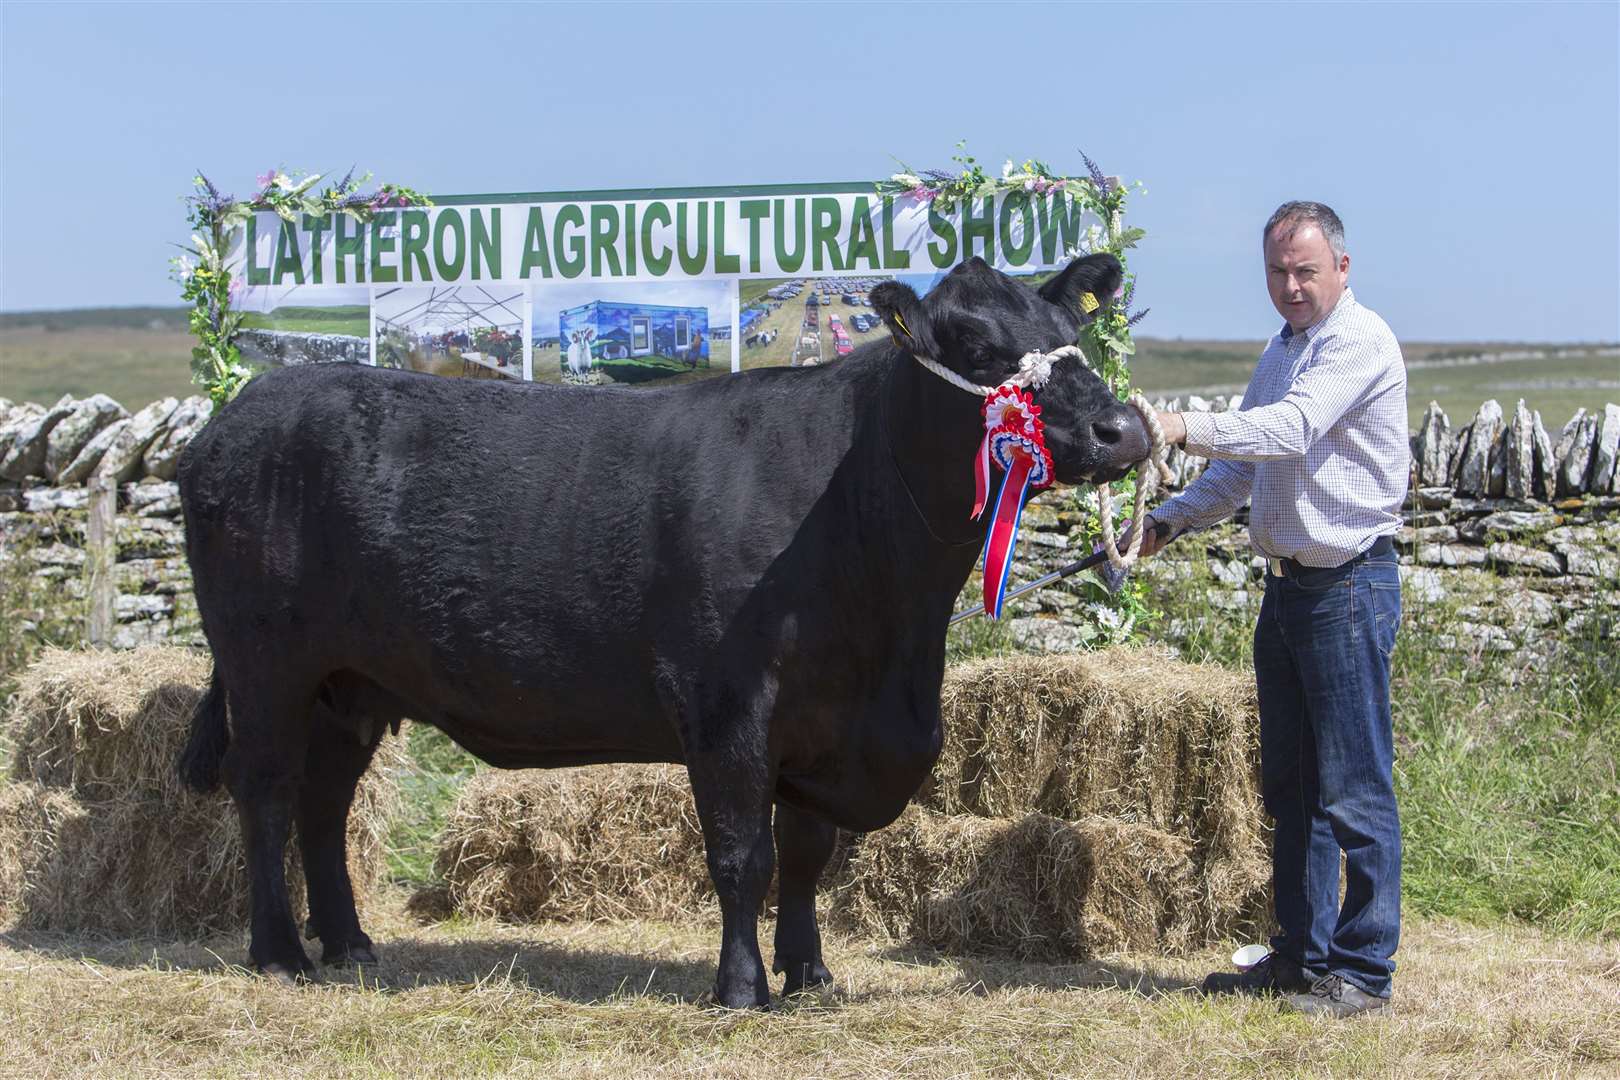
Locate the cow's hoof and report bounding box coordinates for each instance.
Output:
[704,985,772,1012]
[261,960,320,987]
[781,961,833,997]
[322,943,380,967]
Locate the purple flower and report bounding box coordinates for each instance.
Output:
[256,169,276,189]
[909,186,938,203]
[228,275,246,303]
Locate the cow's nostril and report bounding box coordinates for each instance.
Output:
[1091,418,1123,446]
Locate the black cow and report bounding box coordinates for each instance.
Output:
[176,254,1147,1008]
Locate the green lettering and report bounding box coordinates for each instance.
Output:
[432,209,466,280]
[624,203,637,276]
[810,198,845,272]
[333,213,365,284]
[554,204,586,279]
[999,192,1035,265]
[738,199,769,273]
[926,205,958,268]
[642,201,671,276]
[881,197,910,270]
[712,201,740,274]
[961,195,995,263]
[773,198,806,272]
[272,219,305,285]
[400,210,431,282]
[676,201,708,275]
[300,214,329,284]
[846,197,879,270]
[519,207,552,278]
[1037,192,1085,262]
[589,204,622,277]
[245,215,271,285]
[369,211,398,284]
[471,208,499,280]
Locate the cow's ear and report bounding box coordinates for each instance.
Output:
[1038,253,1123,321]
[870,281,939,360]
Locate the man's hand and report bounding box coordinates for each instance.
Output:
[1133,515,1172,559]
[1156,411,1188,446]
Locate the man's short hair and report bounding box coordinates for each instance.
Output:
[1265,201,1345,260]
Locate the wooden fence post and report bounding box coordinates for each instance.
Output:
[86,475,116,646]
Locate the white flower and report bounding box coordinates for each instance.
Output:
[174,254,194,279]
[1002,159,1015,179]
[892,172,920,187]
[272,172,293,190]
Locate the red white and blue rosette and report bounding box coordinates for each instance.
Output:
[973,386,1042,520]
[979,423,1056,620]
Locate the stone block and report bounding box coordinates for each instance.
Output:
[142,396,211,481]
[1503,400,1535,500]
[1591,403,1619,495]
[1557,412,1598,496]
[95,396,179,483]
[0,394,74,481]
[42,395,126,481]
[1486,542,1563,576]
[56,418,129,485]
[1457,402,1502,497]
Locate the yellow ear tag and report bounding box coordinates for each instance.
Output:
[893,311,912,337]
[1079,292,1100,314]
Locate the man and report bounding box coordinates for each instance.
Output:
[1139,201,1408,1018]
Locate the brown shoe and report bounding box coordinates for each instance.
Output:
[1200,953,1313,997]
[1283,973,1391,1018]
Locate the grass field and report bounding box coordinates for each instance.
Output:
[240,305,370,336]
[0,903,1613,1078]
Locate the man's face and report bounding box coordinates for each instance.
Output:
[1264,222,1349,333]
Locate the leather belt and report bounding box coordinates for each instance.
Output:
[1266,535,1393,579]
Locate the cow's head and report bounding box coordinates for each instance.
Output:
[870,255,1150,484]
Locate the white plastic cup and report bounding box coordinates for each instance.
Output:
[1231,944,1270,970]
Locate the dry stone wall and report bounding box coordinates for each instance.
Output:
[2,392,1616,657]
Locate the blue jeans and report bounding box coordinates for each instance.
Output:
[1255,546,1402,997]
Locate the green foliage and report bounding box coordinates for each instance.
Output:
[1149,562,1620,937]
[386,724,479,888]
[0,513,88,718]
[174,169,431,411]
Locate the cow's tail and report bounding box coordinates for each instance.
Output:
[179,667,229,793]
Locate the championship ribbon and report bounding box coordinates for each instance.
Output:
[973,386,1043,520]
[980,425,1054,618]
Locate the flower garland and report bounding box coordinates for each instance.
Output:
[171,169,432,410]
[878,145,1155,641]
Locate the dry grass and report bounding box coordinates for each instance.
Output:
[0,893,1613,1078]
[0,647,403,935]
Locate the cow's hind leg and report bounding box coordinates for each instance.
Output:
[772,801,836,995]
[297,703,382,966]
[221,677,318,984]
[688,755,776,1010]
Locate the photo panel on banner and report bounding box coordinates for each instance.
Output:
[533,279,736,387]
[372,284,530,381]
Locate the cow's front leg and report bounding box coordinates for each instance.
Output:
[687,753,776,1009]
[772,800,837,994]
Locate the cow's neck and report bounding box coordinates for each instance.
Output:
[881,350,999,560]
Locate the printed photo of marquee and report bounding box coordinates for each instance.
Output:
[534,279,735,387]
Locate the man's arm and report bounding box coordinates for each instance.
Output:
[1175,328,1400,462]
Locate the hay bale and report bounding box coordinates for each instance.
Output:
[0,647,403,935]
[830,805,1201,958]
[437,765,712,923]
[927,647,1270,940]
[8,645,211,804]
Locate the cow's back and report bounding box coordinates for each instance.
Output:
[177,361,890,765]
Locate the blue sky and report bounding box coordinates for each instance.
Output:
[2,1,1615,342]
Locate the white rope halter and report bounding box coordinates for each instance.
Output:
[911,347,1174,572]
